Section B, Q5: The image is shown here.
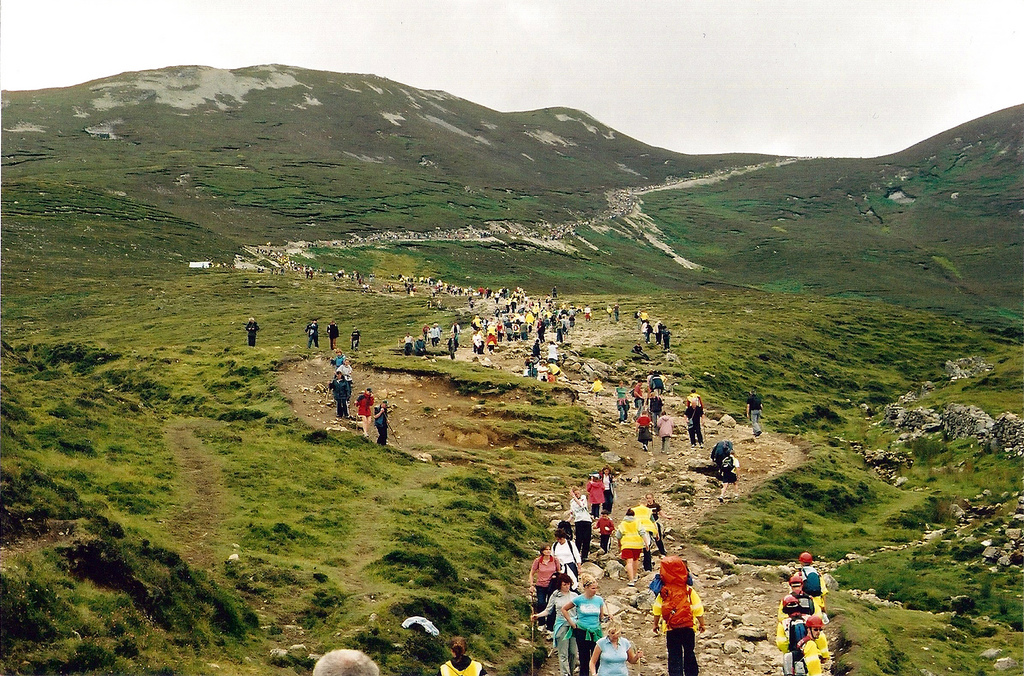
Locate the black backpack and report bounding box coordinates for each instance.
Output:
[710,440,733,466]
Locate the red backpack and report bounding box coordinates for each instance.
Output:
[658,556,693,630]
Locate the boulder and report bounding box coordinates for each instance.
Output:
[981,648,1002,660]
[722,639,744,655]
[605,560,627,580]
[823,573,840,592]
[580,562,605,579]
[740,613,761,626]
[994,657,1019,671]
[736,626,767,641]
[719,414,737,428]
[715,574,740,588]
[601,451,622,463]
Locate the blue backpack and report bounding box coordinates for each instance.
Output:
[801,566,823,596]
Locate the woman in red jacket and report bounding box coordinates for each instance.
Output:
[356,387,374,437]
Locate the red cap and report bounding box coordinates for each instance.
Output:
[806,615,824,629]
[789,574,804,586]
[799,552,813,564]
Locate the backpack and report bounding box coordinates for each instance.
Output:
[710,441,733,465]
[657,556,694,630]
[793,592,815,616]
[801,566,823,596]
[720,454,735,472]
[781,617,810,675]
[651,376,664,390]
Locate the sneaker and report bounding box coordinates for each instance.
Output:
[627,580,636,587]
[718,497,724,503]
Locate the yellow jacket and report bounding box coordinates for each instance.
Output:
[631,505,657,534]
[775,625,829,676]
[616,516,645,550]
[440,659,484,676]
[652,589,704,632]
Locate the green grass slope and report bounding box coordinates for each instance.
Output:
[2,65,767,242]
[633,105,1024,329]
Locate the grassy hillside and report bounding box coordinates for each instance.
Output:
[2,268,1021,674]
[632,105,1024,329]
[1,65,766,243]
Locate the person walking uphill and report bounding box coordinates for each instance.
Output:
[327,320,340,350]
[746,389,763,439]
[356,388,374,438]
[245,317,260,347]
[373,400,390,445]
[684,390,704,448]
[652,556,705,676]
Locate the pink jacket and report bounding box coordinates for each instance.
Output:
[657,415,674,438]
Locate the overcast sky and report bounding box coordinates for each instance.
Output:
[2,0,1021,157]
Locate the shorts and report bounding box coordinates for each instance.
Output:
[620,548,641,561]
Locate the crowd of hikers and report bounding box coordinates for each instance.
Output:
[258,276,827,676]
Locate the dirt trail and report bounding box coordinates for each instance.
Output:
[163,419,228,568]
[278,299,817,675]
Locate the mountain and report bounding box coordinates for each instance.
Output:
[2,66,1020,329]
[1,64,766,241]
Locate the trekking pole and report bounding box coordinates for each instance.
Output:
[386,413,400,442]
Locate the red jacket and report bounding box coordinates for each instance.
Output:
[357,392,374,416]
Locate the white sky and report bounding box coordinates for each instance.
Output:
[1,0,1021,157]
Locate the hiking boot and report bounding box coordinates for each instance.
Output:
[717,497,724,503]
[627,580,636,587]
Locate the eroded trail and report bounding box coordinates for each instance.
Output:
[164,419,228,568]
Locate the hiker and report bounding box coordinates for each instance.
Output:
[335,360,354,417]
[404,334,413,355]
[615,509,645,586]
[245,317,260,347]
[447,335,457,360]
[797,552,828,616]
[356,388,374,437]
[329,371,350,419]
[648,390,664,417]
[568,487,593,562]
[652,557,705,676]
[590,618,642,676]
[547,341,559,364]
[657,411,674,454]
[373,400,389,445]
[601,466,616,512]
[439,636,486,676]
[613,303,619,322]
[644,493,667,555]
[785,613,829,675]
[528,546,560,628]
[312,649,379,676]
[590,378,603,400]
[717,444,738,502]
[776,598,829,675]
[636,408,653,453]
[551,528,582,590]
[777,574,820,619]
[662,327,671,351]
[631,381,646,416]
[327,320,339,350]
[586,473,606,519]
[561,573,608,676]
[709,439,732,471]
[305,319,319,348]
[350,328,360,350]
[595,509,615,554]
[615,383,630,424]
[746,389,763,439]
[684,390,704,448]
[630,500,658,571]
[531,574,579,676]
[631,342,651,361]
[649,371,665,394]
[414,336,427,356]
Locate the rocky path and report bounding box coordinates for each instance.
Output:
[278,301,825,675]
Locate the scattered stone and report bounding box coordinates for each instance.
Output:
[994,657,1019,671]
[718,414,737,428]
[981,649,1002,660]
[270,649,288,658]
[722,639,744,654]
[289,644,307,653]
[736,626,767,641]
[604,560,627,580]
[601,451,622,463]
[944,357,993,381]
[715,574,740,588]
[580,562,605,579]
